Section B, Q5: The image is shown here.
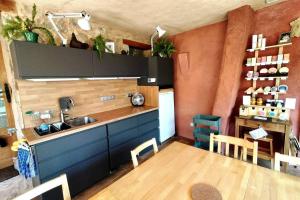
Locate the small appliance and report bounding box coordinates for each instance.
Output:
[130,93,145,106]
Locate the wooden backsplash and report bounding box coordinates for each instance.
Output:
[17,79,138,128]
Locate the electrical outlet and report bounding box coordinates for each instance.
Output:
[100,95,116,102]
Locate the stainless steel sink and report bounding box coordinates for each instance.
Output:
[66,116,97,127]
[34,117,96,136]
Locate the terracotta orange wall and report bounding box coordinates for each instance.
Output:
[213,6,254,135]
[231,0,300,137]
[171,22,227,139]
[172,0,300,139]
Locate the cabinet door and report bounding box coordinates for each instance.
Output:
[92,52,147,77]
[10,40,93,78]
[33,126,109,199]
[137,57,173,87]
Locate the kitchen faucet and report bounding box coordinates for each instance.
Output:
[59,97,75,123]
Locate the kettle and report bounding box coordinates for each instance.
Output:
[130,93,145,106]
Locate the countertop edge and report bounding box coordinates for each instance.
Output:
[25,107,158,146]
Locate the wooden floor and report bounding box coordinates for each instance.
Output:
[0,166,18,182]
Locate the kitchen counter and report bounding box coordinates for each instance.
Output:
[22,106,158,145]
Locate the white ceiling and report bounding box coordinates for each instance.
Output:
[15,0,285,36]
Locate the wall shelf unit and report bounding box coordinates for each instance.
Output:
[240,34,292,121]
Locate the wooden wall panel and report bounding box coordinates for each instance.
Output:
[18,79,138,128]
[137,86,159,107]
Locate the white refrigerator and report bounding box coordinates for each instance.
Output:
[159,89,175,143]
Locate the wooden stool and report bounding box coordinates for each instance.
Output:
[244,133,274,168]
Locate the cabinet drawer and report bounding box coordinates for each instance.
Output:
[38,139,108,180]
[109,128,139,148]
[138,120,159,135]
[110,137,140,169]
[41,153,109,199]
[241,119,285,132]
[139,128,160,155]
[138,111,159,125]
[107,116,138,136]
[35,126,106,162]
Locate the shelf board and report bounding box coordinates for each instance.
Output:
[242,105,290,110]
[246,91,287,96]
[247,42,292,52]
[245,60,289,67]
[245,76,288,81]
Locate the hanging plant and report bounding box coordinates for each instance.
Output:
[92,34,112,59]
[153,37,175,58]
[0,4,55,45]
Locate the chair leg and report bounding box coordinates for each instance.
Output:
[270,158,274,170]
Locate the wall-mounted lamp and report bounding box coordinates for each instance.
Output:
[150,25,166,54]
[45,11,91,46]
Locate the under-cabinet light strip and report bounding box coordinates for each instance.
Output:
[27,77,141,81]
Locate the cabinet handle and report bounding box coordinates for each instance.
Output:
[4,83,11,103]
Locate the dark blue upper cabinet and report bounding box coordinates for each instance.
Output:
[10,41,148,79]
[138,56,174,87]
[92,52,148,77]
[10,41,93,78]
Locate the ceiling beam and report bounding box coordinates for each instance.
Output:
[0,0,16,12]
[123,39,151,50]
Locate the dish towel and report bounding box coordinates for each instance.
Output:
[17,142,37,179]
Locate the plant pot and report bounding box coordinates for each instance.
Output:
[24,31,39,43]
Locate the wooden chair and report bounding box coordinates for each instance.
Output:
[274,152,300,172]
[244,133,274,167]
[209,133,258,164]
[131,138,158,168]
[13,174,71,200]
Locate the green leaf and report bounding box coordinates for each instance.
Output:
[0,16,25,40]
[93,34,111,60]
[153,37,175,58]
[0,3,56,45]
[32,4,37,22]
[32,27,56,45]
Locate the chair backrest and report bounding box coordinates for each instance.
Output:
[209,133,258,164]
[131,138,158,168]
[274,152,300,171]
[13,174,71,200]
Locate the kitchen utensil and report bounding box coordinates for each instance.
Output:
[268,67,277,75]
[259,68,268,75]
[264,86,271,94]
[131,92,145,106]
[271,86,277,92]
[247,71,253,78]
[245,87,254,94]
[253,72,259,79]
[251,97,256,105]
[257,98,263,106]
[278,85,288,93]
[279,67,289,74]
[255,87,264,94]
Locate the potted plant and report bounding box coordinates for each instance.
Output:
[92,34,112,59]
[0,4,55,45]
[153,37,175,58]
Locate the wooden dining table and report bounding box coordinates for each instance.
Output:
[89,142,300,200]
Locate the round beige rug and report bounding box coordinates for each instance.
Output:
[191,183,222,200]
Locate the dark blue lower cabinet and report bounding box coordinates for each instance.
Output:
[108,110,159,169]
[32,111,159,199]
[33,126,110,200]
